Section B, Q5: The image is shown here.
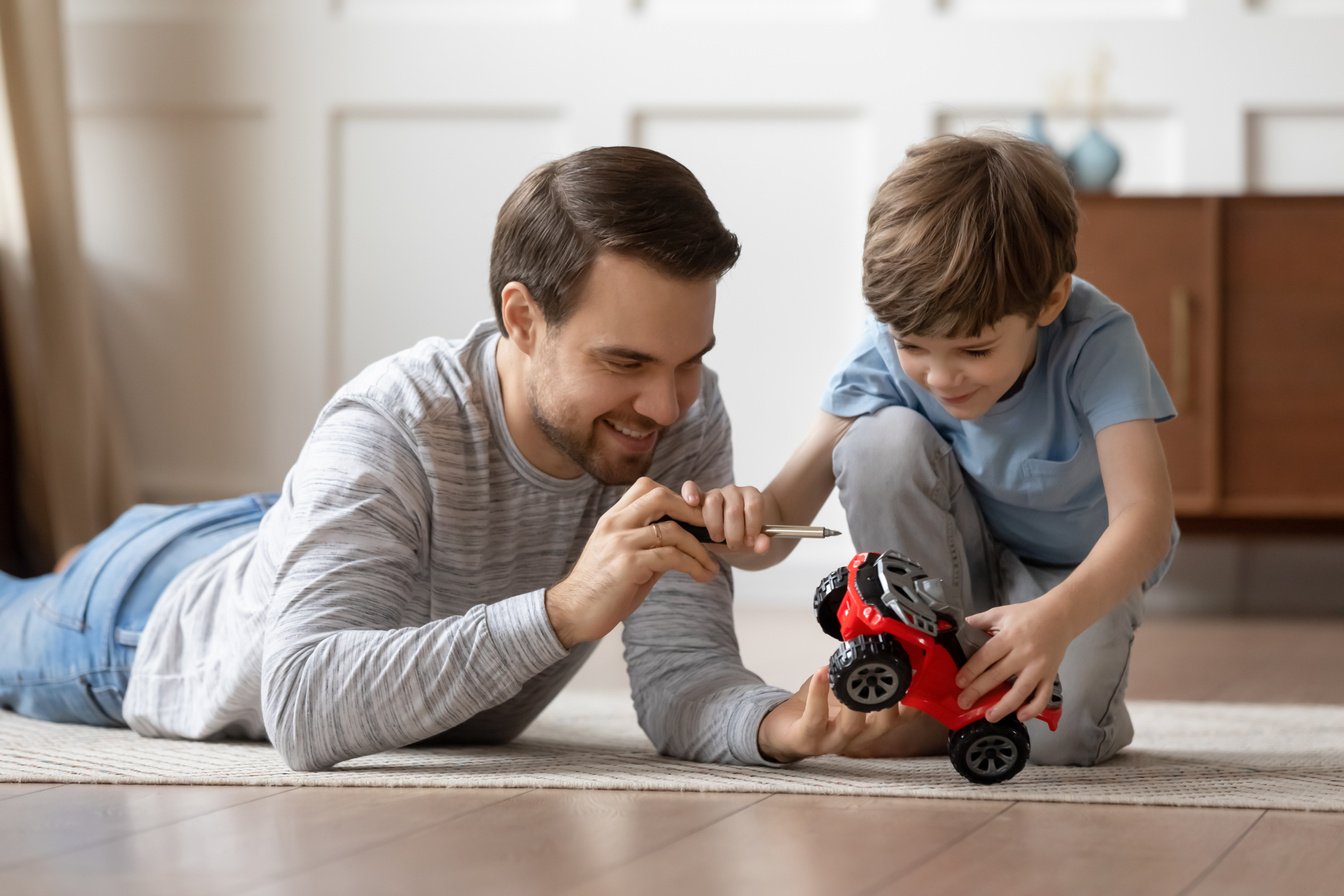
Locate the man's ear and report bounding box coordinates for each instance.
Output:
[1035,273,1072,327]
[499,281,546,355]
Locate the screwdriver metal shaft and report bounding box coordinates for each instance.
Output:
[656,516,842,543]
[760,524,842,539]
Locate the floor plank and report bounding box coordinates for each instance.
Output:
[562,795,1013,896]
[244,790,765,896]
[1127,618,1344,704]
[0,787,520,896]
[876,802,1263,896]
[0,783,62,801]
[0,784,286,870]
[1185,809,1344,895]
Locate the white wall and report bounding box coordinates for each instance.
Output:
[62,0,1344,611]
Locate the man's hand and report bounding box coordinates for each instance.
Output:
[757,669,947,763]
[680,479,776,553]
[545,477,719,649]
[956,595,1076,723]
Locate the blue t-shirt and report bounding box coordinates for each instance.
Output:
[822,278,1178,585]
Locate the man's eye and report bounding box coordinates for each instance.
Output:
[609,361,641,371]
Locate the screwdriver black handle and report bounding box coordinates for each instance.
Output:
[654,515,718,543]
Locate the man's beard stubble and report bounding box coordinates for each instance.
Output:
[526,375,656,486]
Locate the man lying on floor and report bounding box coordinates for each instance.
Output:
[0,146,910,771]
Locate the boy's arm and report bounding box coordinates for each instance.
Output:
[955,418,1174,723]
[685,410,853,571]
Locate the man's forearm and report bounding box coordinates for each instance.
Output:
[262,590,566,771]
[623,573,790,765]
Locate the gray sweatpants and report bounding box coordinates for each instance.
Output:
[832,406,1143,766]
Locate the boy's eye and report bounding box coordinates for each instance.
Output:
[964,349,991,359]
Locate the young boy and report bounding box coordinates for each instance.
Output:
[692,131,1178,766]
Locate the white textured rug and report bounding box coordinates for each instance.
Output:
[3,696,1342,811]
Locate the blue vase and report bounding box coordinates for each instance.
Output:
[1025,111,1055,152]
[1066,127,1122,193]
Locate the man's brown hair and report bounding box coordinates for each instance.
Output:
[863,131,1078,337]
[490,146,740,332]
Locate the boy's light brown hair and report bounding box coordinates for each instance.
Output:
[863,131,1078,337]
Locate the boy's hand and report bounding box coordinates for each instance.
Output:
[757,669,947,762]
[955,597,1075,724]
[680,480,773,554]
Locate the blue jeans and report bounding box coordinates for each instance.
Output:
[0,493,276,727]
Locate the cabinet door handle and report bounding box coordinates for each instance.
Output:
[1170,288,1192,412]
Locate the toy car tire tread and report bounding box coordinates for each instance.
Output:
[812,567,849,641]
[948,718,1031,785]
[827,634,911,711]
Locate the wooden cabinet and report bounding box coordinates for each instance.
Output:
[1075,196,1344,520]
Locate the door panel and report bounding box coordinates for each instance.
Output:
[1223,197,1344,515]
[1075,196,1220,514]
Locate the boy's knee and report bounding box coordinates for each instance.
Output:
[834,406,946,488]
[1026,590,1141,767]
[1029,701,1134,767]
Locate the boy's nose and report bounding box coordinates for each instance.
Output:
[925,363,960,390]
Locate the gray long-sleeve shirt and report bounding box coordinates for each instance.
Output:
[123,322,790,771]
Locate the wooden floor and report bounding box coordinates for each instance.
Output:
[2,615,1343,896]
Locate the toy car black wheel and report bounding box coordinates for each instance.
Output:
[813,566,849,641]
[948,718,1031,785]
[828,634,911,711]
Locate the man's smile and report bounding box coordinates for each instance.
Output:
[602,417,658,449]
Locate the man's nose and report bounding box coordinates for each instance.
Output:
[634,374,682,426]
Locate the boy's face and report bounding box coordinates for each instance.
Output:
[890,314,1044,421]
[890,274,1073,421]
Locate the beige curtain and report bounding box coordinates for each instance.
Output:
[0,0,133,569]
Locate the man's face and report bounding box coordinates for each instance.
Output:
[891,314,1041,421]
[525,253,717,484]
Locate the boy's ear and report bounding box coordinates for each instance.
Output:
[499,281,547,356]
[1035,273,1072,327]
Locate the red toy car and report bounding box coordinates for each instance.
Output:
[814,550,1063,784]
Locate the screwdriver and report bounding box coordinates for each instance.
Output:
[655,516,841,544]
